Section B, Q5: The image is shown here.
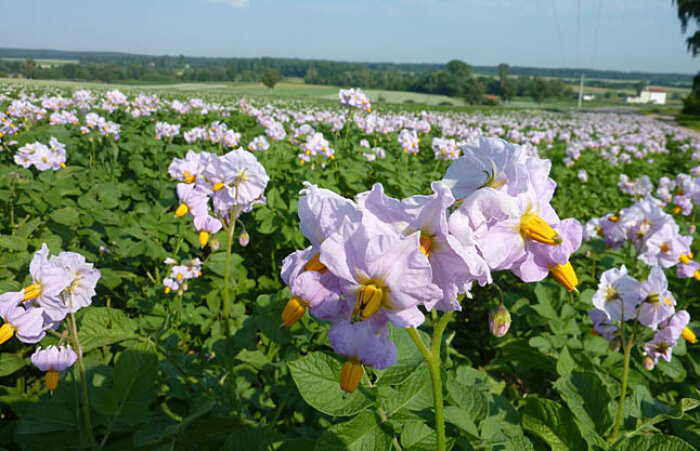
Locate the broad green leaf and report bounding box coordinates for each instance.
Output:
[77,307,138,352]
[0,353,25,377]
[553,371,612,434]
[49,207,80,226]
[522,397,586,451]
[113,342,158,401]
[616,434,696,451]
[287,352,375,417]
[0,235,28,251]
[314,411,393,451]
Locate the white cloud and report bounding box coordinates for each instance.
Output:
[209,0,249,8]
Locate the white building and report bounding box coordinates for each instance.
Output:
[626,87,666,105]
[582,94,595,101]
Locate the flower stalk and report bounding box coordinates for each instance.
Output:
[406,311,454,451]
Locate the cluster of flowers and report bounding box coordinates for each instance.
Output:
[162,257,203,294]
[339,88,372,113]
[299,132,335,165]
[168,147,269,248]
[431,137,460,161]
[82,112,121,139]
[15,137,67,171]
[358,139,386,161]
[399,129,420,155]
[155,122,182,141]
[183,122,241,148]
[618,172,699,216]
[49,110,80,126]
[0,244,100,390]
[0,112,19,143]
[247,136,270,152]
[583,199,699,280]
[590,266,696,369]
[280,137,582,393]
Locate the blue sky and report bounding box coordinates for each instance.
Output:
[1,0,697,73]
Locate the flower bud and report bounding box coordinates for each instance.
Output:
[643,356,654,371]
[609,339,621,353]
[489,304,511,337]
[239,229,250,247]
[209,238,220,251]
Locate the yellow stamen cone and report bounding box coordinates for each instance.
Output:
[680,254,691,265]
[682,327,697,344]
[175,203,189,217]
[672,206,681,214]
[420,235,433,258]
[183,171,196,184]
[549,261,578,292]
[199,231,210,247]
[694,270,700,281]
[0,323,15,345]
[23,283,41,302]
[340,359,363,393]
[609,215,619,223]
[45,370,60,391]
[352,284,384,321]
[520,214,561,245]
[212,181,225,191]
[164,287,171,294]
[304,253,327,273]
[281,296,307,328]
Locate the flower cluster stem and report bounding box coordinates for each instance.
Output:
[406,311,454,451]
[610,341,632,442]
[222,207,239,336]
[68,311,97,451]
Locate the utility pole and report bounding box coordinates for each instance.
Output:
[577,73,585,109]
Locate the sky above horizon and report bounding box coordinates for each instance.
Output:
[1,0,697,74]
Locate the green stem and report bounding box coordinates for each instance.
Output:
[68,309,97,451]
[222,207,239,336]
[610,341,632,441]
[406,311,453,451]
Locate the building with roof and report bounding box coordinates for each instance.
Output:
[625,87,666,105]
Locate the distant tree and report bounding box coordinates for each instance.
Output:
[672,0,700,56]
[462,78,484,105]
[226,61,238,81]
[683,73,700,113]
[530,77,547,103]
[446,60,472,79]
[497,63,510,81]
[635,81,648,95]
[22,58,38,79]
[500,78,518,102]
[261,69,280,89]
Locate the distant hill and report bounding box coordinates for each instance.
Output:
[0,47,694,87]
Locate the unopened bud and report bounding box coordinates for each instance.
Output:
[239,229,250,247]
[209,238,220,251]
[489,304,511,337]
[609,339,621,353]
[643,356,654,371]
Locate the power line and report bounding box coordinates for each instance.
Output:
[576,0,580,68]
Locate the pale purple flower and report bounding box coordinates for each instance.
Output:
[592,266,640,322]
[328,320,395,369]
[202,148,269,214]
[31,345,77,372]
[637,267,675,329]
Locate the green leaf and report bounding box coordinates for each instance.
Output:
[78,307,138,352]
[556,347,575,376]
[375,326,426,385]
[446,371,489,424]
[0,353,25,377]
[444,405,479,438]
[113,342,158,401]
[553,371,612,434]
[522,397,586,451]
[616,434,696,451]
[49,207,80,226]
[630,397,700,437]
[0,235,28,251]
[314,411,393,451]
[287,352,375,417]
[221,425,270,451]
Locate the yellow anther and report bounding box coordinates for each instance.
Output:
[175,203,189,217]
[520,213,561,245]
[660,242,670,253]
[212,181,225,191]
[419,235,433,258]
[549,261,578,292]
[680,254,691,265]
[183,171,196,184]
[682,327,697,344]
[672,206,682,214]
[609,215,619,223]
[176,273,183,282]
[340,359,364,393]
[304,253,327,273]
[23,283,42,302]
[353,284,384,321]
[199,231,210,247]
[0,323,15,345]
[45,370,60,391]
[281,296,307,328]
[164,287,171,294]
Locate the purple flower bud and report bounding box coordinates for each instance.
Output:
[209,238,220,251]
[489,304,511,337]
[239,229,250,247]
